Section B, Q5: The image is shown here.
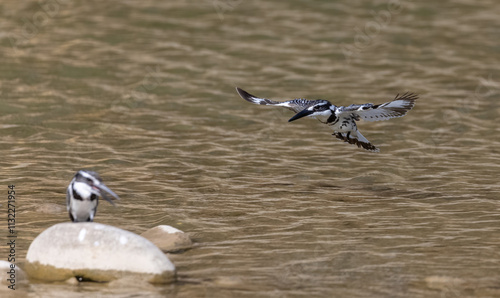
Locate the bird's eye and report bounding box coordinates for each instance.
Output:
[86,178,93,183]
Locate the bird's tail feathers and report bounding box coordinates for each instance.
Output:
[334,131,380,152]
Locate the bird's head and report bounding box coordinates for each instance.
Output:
[288,100,333,122]
[72,170,120,205]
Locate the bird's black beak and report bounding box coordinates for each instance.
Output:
[97,184,120,206]
[288,109,313,122]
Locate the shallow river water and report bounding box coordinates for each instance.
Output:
[1,1,500,297]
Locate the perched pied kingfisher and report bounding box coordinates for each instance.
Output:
[236,87,418,152]
[66,170,120,222]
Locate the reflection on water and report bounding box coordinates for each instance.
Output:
[1,0,500,297]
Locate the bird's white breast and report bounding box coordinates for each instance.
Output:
[70,199,97,221]
[73,181,93,200]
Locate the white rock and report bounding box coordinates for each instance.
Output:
[141,225,193,253]
[25,222,176,283]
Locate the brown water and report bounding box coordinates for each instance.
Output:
[1,0,500,297]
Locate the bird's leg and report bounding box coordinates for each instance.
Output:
[333,132,344,141]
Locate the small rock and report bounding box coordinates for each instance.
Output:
[214,276,246,288]
[0,260,27,286]
[425,275,465,290]
[25,222,176,283]
[141,225,193,253]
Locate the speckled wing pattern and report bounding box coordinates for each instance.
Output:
[337,92,418,122]
[236,87,327,113]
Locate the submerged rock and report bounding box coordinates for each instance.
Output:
[25,222,176,283]
[35,203,65,214]
[141,225,193,253]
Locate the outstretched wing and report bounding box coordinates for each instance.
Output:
[236,87,319,113]
[337,92,418,122]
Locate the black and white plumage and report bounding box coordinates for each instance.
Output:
[66,170,120,222]
[236,87,418,152]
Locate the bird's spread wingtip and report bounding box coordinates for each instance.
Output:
[394,92,419,102]
[235,87,259,103]
[236,87,249,96]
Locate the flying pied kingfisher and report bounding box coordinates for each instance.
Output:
[236,87,418,152]
[66,170,120,222]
